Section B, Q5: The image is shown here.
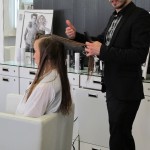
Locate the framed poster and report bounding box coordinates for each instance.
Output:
[15,10,53,64]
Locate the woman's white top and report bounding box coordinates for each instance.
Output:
[16,69,62,117]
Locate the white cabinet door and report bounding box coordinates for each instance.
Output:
[0,75,19,112]
[19,67,36,94]
[20,78,33,94]
[133,96,150,150]
[75,88,109,148]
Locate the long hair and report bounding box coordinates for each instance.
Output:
[27,35,72,115]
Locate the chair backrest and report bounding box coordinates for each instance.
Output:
[5,93,23,113]
[40,104,74,150]
[0,93,74,150]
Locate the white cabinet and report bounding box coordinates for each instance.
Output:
[19,67,37,94]
[0,65,19,112]
[133,82,150,150]
[1,63,149,150]
[75,74,109,150]
[20,78,33,94]
[75,87,109,149]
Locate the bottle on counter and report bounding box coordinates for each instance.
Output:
[66,50,70,69]
[75,52,80,72]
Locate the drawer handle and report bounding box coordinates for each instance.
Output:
[2,68,9,72]
[29,81,32,85]
[88,94,98,98]
[74,117,78,122]
[29,71,36,75]
[2,78,9,82]
[93,80,101,84]
[92,148,101,150]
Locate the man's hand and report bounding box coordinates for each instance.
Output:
[65,20,76,39]
[85,41,102,57]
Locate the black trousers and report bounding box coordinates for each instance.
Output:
[106,96,141,150]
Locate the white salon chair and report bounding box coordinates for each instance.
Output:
[0,94,74,150]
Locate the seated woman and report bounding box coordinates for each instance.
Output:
[16,35,72,117]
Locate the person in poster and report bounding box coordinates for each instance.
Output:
[37,15,51,34]
[24,13,39,52]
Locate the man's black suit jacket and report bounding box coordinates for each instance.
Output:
[75,2,150,101]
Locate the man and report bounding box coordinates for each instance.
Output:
[65,0,150,150]
[24,13,38,52]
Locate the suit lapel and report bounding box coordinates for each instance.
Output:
[108,4,137,47]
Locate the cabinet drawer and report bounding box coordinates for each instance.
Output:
[143,83,150,96]
[0,75,19,91]
[20,67,37,79]
[80,75,102,90]
[68,73,79,86]
[0,65,19,77]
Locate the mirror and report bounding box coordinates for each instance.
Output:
[1,0,33,62]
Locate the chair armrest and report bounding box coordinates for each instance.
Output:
[0,112,58,150]
[0,105,74,150]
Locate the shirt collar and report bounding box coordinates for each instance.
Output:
[113,1,134,17]
[41,69,58,83]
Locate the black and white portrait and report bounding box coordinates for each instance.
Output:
[21,11,53,50]
[15,10,53,64]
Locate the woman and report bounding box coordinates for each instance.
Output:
[37,15,51,34]
[16,35,72,117]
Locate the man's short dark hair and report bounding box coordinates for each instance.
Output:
[31,13,37,19]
